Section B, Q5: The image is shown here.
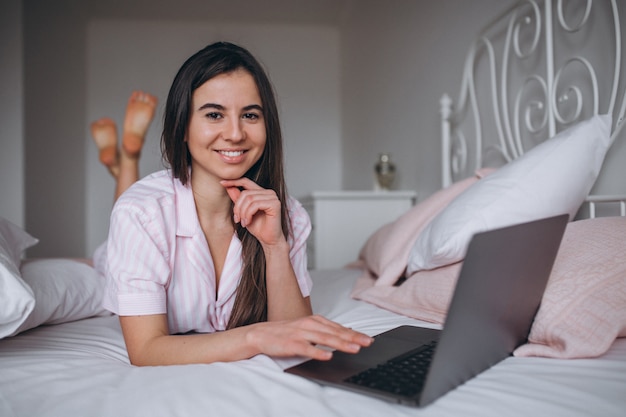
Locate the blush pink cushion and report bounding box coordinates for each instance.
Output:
[353,216,626,358]
[352,262,460,324]
[356,168,494,287]
[514,216,626,358]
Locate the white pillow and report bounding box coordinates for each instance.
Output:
[407,114,613,273]
[0,216,38,267]
[0,217,37,338]
[14,259,110,334]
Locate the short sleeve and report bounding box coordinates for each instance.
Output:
[102,197,173,316]
[286,197,313,297]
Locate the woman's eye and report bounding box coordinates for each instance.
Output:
[242,113,260,120]
[206,112,222,120]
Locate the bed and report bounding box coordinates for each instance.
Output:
[2,0,626,416]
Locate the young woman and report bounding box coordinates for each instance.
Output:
[93,42,373,366]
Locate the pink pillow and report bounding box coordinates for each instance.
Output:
[514,216,626,358]
[357,169,494,287]
[353,216,626,358]
[352,263,460,324]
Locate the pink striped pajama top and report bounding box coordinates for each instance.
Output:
[99,169,312,334]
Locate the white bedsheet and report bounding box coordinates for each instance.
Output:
[1,267,625,417]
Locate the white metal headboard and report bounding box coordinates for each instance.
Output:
[440,0,626,217]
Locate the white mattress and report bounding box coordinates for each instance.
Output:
[1,267,625,417]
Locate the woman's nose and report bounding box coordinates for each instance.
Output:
[224,118,244,142]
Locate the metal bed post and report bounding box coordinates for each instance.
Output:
[440,94,453,188]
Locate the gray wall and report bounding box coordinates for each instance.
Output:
[23,1,87,256]
[340,0,509,196]
[0,0,24,228]
[4,0,624,258]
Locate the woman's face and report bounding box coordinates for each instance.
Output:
[186,69,266,183]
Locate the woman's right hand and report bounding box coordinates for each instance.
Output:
[246,315,374,361]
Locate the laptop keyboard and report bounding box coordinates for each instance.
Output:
[344,340,438,397]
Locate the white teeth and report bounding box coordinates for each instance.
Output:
[219,150,244,157]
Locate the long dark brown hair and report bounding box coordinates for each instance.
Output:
[161,42,290,329]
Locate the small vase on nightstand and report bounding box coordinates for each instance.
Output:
[374,153,396,190]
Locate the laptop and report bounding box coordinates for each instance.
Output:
[285,214,568,407]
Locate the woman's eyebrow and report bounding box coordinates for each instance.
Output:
[198,103,263,112]
[243,104,263,112]
[198,103,224,111]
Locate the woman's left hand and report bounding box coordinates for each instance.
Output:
[221,178,285,247]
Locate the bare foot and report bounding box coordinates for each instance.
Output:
[122,91,158,157]
[91,118,120,177]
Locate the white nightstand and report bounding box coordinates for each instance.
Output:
[302,190,417,269]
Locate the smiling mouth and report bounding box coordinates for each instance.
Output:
[218,150,246,157]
